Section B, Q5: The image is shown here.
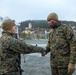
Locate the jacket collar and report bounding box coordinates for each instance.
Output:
[2,31,15,36]
[52,21,61,29]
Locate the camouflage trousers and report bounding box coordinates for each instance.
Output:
[51,66,72,75]
[1,72,20,75]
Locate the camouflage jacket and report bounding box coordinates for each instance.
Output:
[0,31,45,74]
[46,23,76,68]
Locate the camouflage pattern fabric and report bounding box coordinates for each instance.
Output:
[51,66,72,75]
[0,31,45,75]
[1,72,19,75]
[13,33,23,75]
[46,23,76,75]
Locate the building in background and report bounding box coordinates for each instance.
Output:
[28,23,32,29]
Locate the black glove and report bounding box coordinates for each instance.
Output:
[38,47,46,56]
[38,47,46,53]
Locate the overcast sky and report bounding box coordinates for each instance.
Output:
[0,0,76,23]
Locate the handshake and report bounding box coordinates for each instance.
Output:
[35,44,50,56]
[41,50,47,56]
[39,46,50,56]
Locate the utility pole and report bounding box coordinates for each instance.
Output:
[16,25,19,38]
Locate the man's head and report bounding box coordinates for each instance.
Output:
[1,19,16,33]
[47,12,59,28]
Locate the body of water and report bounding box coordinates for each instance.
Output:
[24,39,48,47]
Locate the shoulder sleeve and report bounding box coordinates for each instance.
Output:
[63,25,74,41]
[63,25,76,63]
[9,38,45,54]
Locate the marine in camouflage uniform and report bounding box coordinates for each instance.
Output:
[0,19,46,75]
[45,13,76,75]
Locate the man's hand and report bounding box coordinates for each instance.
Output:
[68,63,75,74]
[38,47,47,56]
[41,52,46,56]
[45,46,50,54]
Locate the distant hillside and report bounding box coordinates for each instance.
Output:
[19,20,76,32]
